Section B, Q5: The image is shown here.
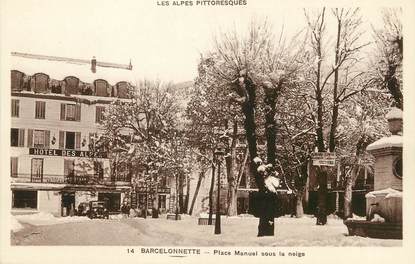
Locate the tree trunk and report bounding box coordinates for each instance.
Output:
[263,85,277,168]
[296,190,304,218]
[329,16,341,152]
[184,172,190,213]
[189,169,205,216]
[178,173,184,214]
[344,174,353,219]
[316,166,328,225]
[227,187,238,216]
[226,119,238,216]
[152,179,159,218]
[344,165,360,219]
[208,162,216,225]
[239,74,272,236]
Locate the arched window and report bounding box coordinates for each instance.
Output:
[33,73,49,93]
[64,76,80,95]
[11,70,24,92]
[94,79,109,97]
[116,81,129,98]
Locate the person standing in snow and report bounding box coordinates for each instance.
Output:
[121,201,130,218]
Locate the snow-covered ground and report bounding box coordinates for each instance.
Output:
[11,213,402,246]
[13,212,91,228]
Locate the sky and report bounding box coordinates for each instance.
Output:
[1,0,396,83]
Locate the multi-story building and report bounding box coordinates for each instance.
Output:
[10,52,135,216]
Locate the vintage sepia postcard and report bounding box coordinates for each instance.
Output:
[1,0,414,263]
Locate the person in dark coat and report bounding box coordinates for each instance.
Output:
[121,201,130,218]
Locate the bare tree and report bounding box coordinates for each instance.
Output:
[303,8,370,224]
[372,8,403,109]
[197,19,305,236]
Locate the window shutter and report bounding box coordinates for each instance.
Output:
[11,71,24,91]
[18,129,25,147]
[75,104,81,121]
[59,131,65,149]
[96,106,105,123]
[35,101,46,119]
[11,157,18,177]
[42,102,46,118]
[75,132,81,150]
[95,107,100,123]
[44,130,50,148]
[64,159,74,177]
[60,104,66,120]
[11,99,19,117]
[27,129,33,147]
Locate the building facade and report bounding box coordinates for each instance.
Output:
[10,52,135,216]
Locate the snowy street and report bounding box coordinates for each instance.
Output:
[11,213,401,246]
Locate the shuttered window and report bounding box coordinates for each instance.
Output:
[64,159,75,177]
[11,70,24,91]
[64,76,80,95]
[31,158,43,183]
[33,73,49,93]
[95,106,105,123]
[11,128,25,147]
[116,82,129,98]
[11,157,18,178]
[11,99,19,117]
[60,131,81,150]
[94,80,109,97]
[28,129,49,148]
[33,130,45,147]
[61,103,81,121]
[35,101,46,119]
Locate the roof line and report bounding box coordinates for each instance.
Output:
[11,52,132,70]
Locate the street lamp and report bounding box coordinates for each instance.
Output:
[214,145,225,235]
[144,174,150,219]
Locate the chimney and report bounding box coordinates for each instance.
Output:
[91,56,97,73]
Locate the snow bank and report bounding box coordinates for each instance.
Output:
[345,214,366,221]
[371,214,386,223]
[109,214,123,220]
[366,135,402,151]
[385,107,402,120]
[11,215,24,232]
[365,188,402,198]
[15,212,90,226]
[386,191,403,198]
[199,213,215,219]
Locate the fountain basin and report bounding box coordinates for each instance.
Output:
[365,188,402,223]
[344,220,402,239]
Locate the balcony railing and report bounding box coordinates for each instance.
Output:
[11,173,131,185]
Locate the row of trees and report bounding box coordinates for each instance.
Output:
[92,8,402,236]
[185,7,402,235]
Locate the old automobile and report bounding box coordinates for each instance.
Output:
[88,201,109,219]
[77,202,90,216]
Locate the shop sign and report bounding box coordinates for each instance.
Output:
[312,152,336,166]
[29,148,107,158]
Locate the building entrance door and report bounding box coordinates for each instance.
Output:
[61,192,75,217]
